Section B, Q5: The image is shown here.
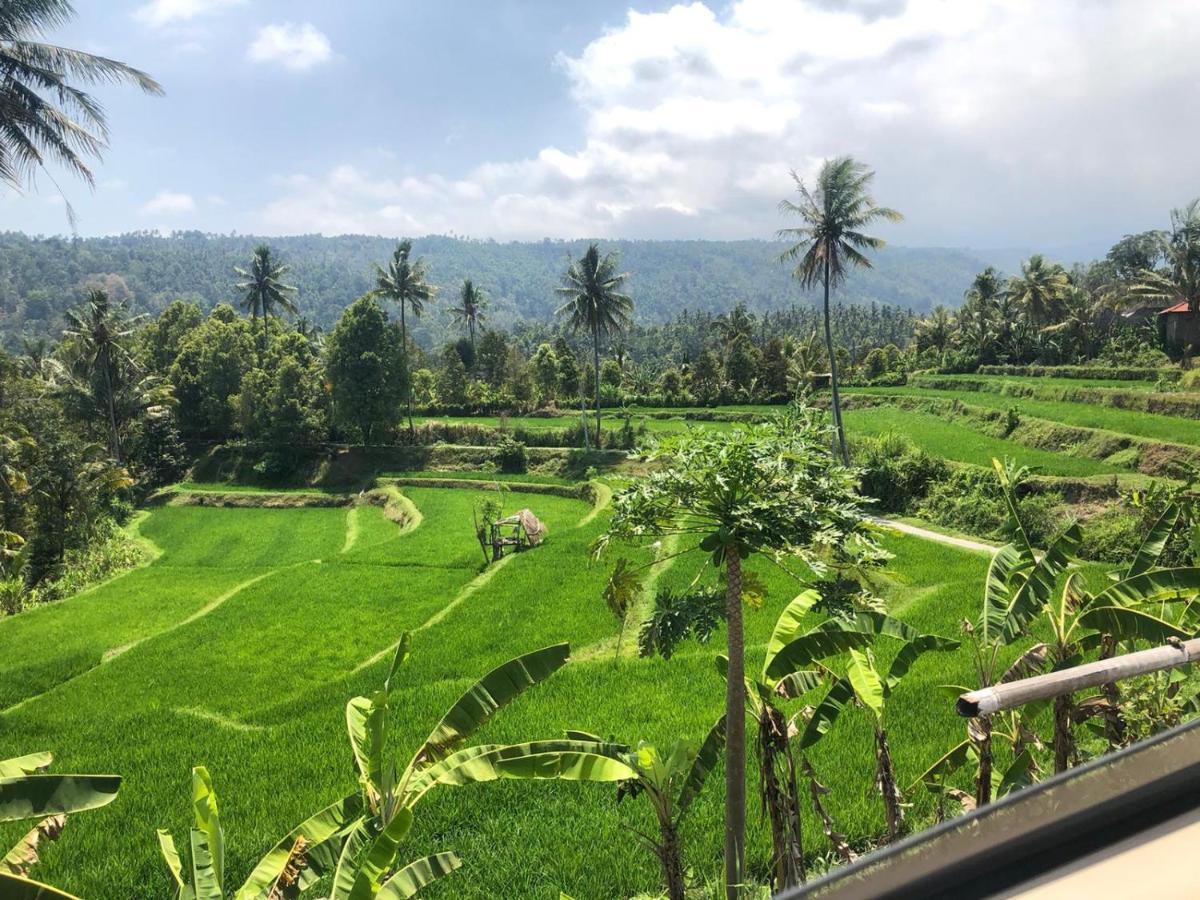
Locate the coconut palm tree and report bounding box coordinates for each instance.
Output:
[1135,198,1200,312]
[449,279,487,353]
[959,267,1005,361]
[778,157,902,464]
[373,239,436,433]
[235,245,298,353]
[556,243,634,440]
[0,0,161,218]
[1008,254,1069,327]
[62,289,138,461]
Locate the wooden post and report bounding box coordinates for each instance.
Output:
[958,638,1200,717]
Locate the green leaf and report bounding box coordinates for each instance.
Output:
[885,635,961,692]
[0,774,121,823]
[0,754,52,779]
[1090,567,1200,609]
[995,749,1034,798]
[346,808,416,900]
[765,629,872,680]
[234,794,364,900]
[157,829,186,898]
[346,692,387,810]
[1077,605,1191,643]
[329,819,371,900]
[676,716,726,816]
[763,589,820,677]
[800,678,856,749]
[846,649,884,719]
[774,669,824,700]
[191,767,223,891]
[910,740,973,792]
[1128,503,1180,579]
[189,827,223,900]
[0,872,80,899]
[980,543,1031,645]
[412,644,570,770]
[1000,524,1081,643]
[383,632,412,693]
[376,852,463,900]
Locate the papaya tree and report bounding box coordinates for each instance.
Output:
[1,751,121,898]
[602,404,870,899]
[570,718,725,900]
[768,613,959,843]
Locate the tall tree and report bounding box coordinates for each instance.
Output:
[373,239,436,433]
[959,267,1006,362]
[325,296,405,444]
[1135,198,1200,312]
[61,289,137,461]
[234,245,298,352]
[449,279,487,354]
[556,243,634,440]
[604,406,869,900]
[0,0,161,218]
[778,157,902,464]
[1008,254,1068,327]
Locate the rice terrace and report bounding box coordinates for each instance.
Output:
[7,2,1200,899]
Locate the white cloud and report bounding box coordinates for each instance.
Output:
[141,191,196,215]
[258,1,1200,245]
[247,23,332,71]
[134,0,243,27]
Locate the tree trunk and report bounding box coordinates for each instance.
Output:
[723,552,747,900]
[875,726,902,844]
[659,820,686,900]
[101,347,122,463]
[593,321,602,448]
[973,716,993,808]
[261,308,269,356]
[1053,693,1074,773]
[822,256,849,465]
[759,706,805,889]
[1098,635,1126,751]
[400,302,414,435]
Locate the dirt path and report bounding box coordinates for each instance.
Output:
[869,516,997,554]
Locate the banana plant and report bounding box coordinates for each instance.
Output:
[329,635,639,899]
[570,718,725,900]
[716,589,825,890]
[0,750,121,899]
[769,612,959,844]
[156,766,366,900]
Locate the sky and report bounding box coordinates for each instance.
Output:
[5,0,1200,251]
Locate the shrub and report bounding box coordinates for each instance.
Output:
[975,364,1178,382]
[495,434,528,474]
[917,467,1061,545]
[853,432,949,514]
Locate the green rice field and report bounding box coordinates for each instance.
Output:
[0,483,1012,898]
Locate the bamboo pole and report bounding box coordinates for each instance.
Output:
[958,637,1200,717]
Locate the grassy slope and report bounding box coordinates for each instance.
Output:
[1,489,1000,898]
[849,385,1200,447]
[841,406,1127,476]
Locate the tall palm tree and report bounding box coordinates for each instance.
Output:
[373,239,436,433]
[1134,198,1200,312]
[959,267,1005,361]
[778,156,902,464]
[450,279,487,353]
[0,0,161,218]
[914,305,955,354]
[1008,254,1068,327]
[556,243,634,440]
[62,289,137,461]
[235,245,298,352]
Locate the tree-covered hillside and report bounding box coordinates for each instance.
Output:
[0,231,987,347]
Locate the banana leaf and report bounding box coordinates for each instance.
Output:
[0,872,79,899]
[0,754,52,779]
[1,815,65,877]
[676,716,726,817]
[1090,567,1200,610]
[345,809,414,900]
[763,589,820,677]
[1077,605,1191,643]
[0,774,120,823]
[376,852,462,900]
[157,829,187,898]
[413,644,570,769]
[1127,503,1180,579]
[191,767,223,891]
[800,678,856,749]
[189,827,222,900]
[885,634,961,692]
[910,739,973,793]
[846,649,884,719]
[765,630,872,680]
[234,794,364,900]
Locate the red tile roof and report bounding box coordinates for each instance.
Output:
[1159,301,1193,314]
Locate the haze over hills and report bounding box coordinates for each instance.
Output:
[1,231,1012,346]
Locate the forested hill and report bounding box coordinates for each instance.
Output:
[0,231,988,344]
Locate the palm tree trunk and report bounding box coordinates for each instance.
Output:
[724,552,747,900]
[400,302,414,435]
[875,725,902,843]
[593,321,602,448]
[261,307,269,355]
[658,820,686,900]
[974,717,993,808]
[1053,693,1073,773]
[101,347,122,463]
[822,256,849,465]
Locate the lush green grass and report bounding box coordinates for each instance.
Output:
[0,487,1015,897]
[379,470,579,485]
[841,406,1128,476]
[919,373,1163,390]
[411,413,740,434]
[849,385,1200,447]
[171,481,351,495]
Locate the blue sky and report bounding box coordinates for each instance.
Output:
[7,1,1200,249]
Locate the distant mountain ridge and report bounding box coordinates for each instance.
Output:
[0,231,994,345]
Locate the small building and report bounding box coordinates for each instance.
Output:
[1158,300,1200,349]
